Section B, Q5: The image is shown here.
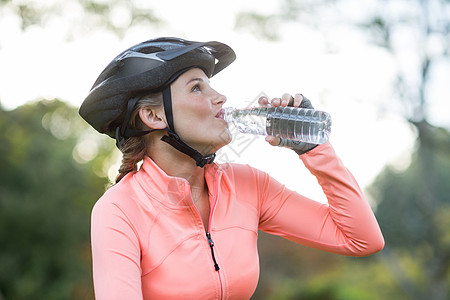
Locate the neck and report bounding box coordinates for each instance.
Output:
[146,133,207,188]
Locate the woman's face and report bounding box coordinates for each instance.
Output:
[170,68,231,154]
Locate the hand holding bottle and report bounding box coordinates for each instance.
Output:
[258,93,320,154]
[224,93,331,153]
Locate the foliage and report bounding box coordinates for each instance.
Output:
[361,1,450,298]
[254,232,398,300]
[0,0,161,38]
[0,99,114,300]
[1,0,449,299]
[360,0,450,124]
[368,124,450,299]
[234,0,338,41]
[235,1,450,297]
[253,123,450,299]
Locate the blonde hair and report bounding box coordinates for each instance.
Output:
[115,92,163,183]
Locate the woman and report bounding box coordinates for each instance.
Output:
[79,37,384,299]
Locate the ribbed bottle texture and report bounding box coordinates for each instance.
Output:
[224,106,331,144]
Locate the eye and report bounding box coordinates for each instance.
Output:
[191,84,201,92]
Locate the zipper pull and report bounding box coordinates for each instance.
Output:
[206,232,215,247]
[206,232,220,271]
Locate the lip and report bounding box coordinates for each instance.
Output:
[215,108,225,120]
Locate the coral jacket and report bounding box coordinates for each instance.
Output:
[91,142,384,299]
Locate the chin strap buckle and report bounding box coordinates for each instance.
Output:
[196,153,216,167]
[161,131,216,168]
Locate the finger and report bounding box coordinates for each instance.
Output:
[258,96,269,106]
[271,97,281,107]
[281,93,292,107]
[265,135,281,146]
[293,93,304,107]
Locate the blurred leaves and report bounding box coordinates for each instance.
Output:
[0,0,449,299]
[234,0,338,40]
[235,0,450,128]
[362,16,392,49]
[254,123,450,299]
[234,2,450,298]
[235,12,280,41]
[254,231,397,300]
[360,0,450,125]
[368,123,450,299]
[0,0,161,38]
[0,99,115,299]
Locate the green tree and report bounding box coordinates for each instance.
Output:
[368,125,450,299]
[362,0,450,298]
[236,0,450,298]
[0,99,115,299]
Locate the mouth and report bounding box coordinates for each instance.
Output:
[215,109,225,120]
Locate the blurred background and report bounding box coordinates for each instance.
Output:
[0,0,449,299]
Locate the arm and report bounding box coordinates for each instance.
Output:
[259,142,385,256]
[91,197,143,299]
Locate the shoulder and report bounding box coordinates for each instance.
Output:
[219,162,266,178]
[218,162,270,189]
[94,174,135,208]
[91,172,152,227]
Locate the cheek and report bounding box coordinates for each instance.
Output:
[171,104,208,138]
[174,100,209,123]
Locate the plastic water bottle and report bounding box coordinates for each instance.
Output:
[224,106,332,144]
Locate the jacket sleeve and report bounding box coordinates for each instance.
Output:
[258,142,385,256]
[91,196,143,300]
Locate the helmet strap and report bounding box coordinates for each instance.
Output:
[160,85,216,167]
[115,95,152,148]
[162,85,175,132]
[115,95,164,149]
[161,132,216,167]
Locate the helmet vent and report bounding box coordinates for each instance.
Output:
[138,47,162,54]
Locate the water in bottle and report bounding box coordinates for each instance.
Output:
[223,106,331,144]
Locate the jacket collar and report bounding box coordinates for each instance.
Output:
[134,156,221,207]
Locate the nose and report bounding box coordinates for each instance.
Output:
[212,91,227,106]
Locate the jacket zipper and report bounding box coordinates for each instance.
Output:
[207,170,223,299]
[206,169,222,271]
[190,170,223,296]
[206,232,220,271]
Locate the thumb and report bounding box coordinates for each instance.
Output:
[265,136,281,146]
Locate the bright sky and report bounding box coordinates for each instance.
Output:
[1,0,449,203]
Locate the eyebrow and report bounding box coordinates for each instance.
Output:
[185,77,210,86]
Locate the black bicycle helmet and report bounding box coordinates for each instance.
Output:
[79,37,236,167]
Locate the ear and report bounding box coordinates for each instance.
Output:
[139,107,167,130]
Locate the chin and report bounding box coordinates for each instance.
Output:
[205,132,232,154]
[217,128,232,146]
[188,128,232,154]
